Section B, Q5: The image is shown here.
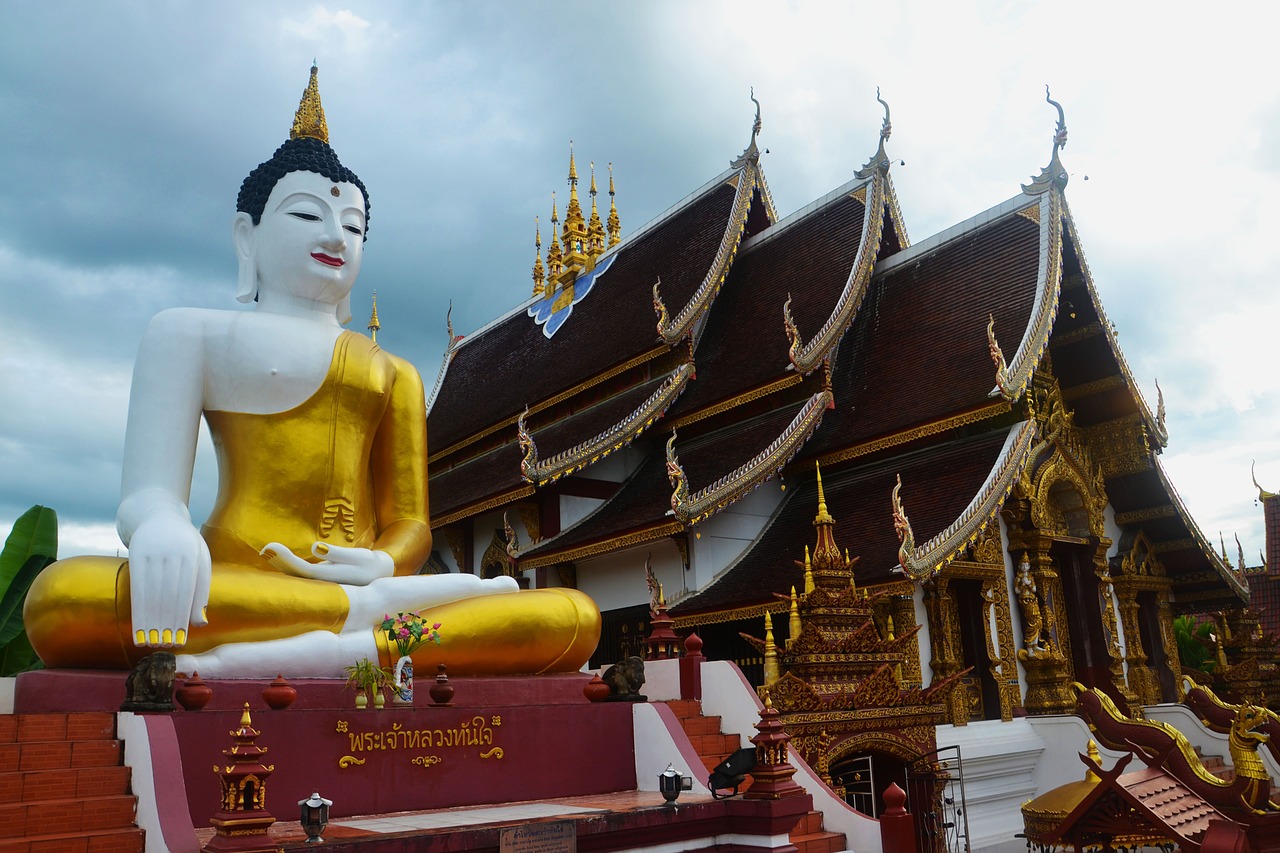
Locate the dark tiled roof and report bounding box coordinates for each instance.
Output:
[801,212,1040,460]
[429,372,681,522]
[672,427,1013,617]
[1118,767,1218,841]
[1267,495,1280,574]
[429,180,740,451]
[671,192,868,415]
[520,403,811,562]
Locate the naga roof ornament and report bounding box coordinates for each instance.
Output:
[290,64,329,143]
[731,87,764,169]
[1022,86,1069,195]
[1153,379,1168,444]
[854,87,894,180]
[987,314,1015,401]
[1253,461,1275,501]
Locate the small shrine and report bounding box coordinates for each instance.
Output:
[740,464,960,814]
[204,703,277,853]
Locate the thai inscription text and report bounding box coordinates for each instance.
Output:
[339,716,501,753]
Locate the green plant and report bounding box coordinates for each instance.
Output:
[0,506,58,676]
[343,656,392,696]
[1174,615,1216,675]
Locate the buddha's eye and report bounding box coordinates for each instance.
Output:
[343,224,363,236]
[288,211,322,222]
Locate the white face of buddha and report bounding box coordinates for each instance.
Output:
[244,170,367,312]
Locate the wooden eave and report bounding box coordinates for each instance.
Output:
[670,427,1017,617]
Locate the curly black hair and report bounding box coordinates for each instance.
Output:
[235,137,370,239]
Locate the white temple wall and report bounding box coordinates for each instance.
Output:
[577,540,685,613]
[684,485,786,595]
[1101,501,1130,666]
[936,719,1045,853]
[559,494,605,533]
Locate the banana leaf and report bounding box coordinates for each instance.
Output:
[0,630,42,675]
[0,505,58,674]
[0,505,57,596]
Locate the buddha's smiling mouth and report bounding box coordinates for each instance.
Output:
[311,252,344,267]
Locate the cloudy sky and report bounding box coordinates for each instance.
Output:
[1,2,1276,565]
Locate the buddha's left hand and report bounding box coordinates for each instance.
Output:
[260,542,395,585]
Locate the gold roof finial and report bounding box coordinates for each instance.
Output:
[290,64,330,144]
[1253,461,1276,501]
[814,462,835,525]
[587,161,605,258]
[788,586,802,649]
[1220,532,1234,569]
[855,87,894,179]
[1084,740,1103,783]
[1237,533,1247,572]
[239,702,253,729]
[731,87,763,168]
[367,290,380,341]
[1021,85,1069,195]
[568,140,579,183]
[532,217,546,297]
[547,193,563,279]
[607,162,622,247]
[803,544,814,593]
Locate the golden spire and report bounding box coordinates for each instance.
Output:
[563,142,587,268]
[1221,532,1234,569]
[763,611,779,686]
[290,64,330,144]
[587,161,606,258]
[788,586,802,649]
[803,545,814,594]
[814,462,834,525]
[531,217,546,297]
[607,162,621,247]
[547,193,563,280]
[1084,740,1102,783]
[367,290,380,341]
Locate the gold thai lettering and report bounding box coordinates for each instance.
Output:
[339,715,502,762]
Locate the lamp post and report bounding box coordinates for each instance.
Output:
[298,791,332,843]
[658,763,692,808]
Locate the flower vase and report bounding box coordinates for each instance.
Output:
[392,656,414,705]
[429,663,454,706]
[354,692,368,710]
[373,689,386,709]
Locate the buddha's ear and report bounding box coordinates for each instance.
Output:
[337,293,352,325]
[232,212,257,304]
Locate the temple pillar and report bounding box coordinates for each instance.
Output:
[923,578,968,725]
[980,574,1020,720]
[890,593,923,690]
[1013,540,1075,715]
[1094,537,1139,707]
[1157,593,1185,701]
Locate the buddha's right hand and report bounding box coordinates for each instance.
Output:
[126,514,213,648]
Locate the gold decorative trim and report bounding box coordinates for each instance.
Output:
[656,162,757,345]
[999,190,1062,403]
[785,175,885,374]
[894,420,1038,582]
[756,162,779,223]
[429,345,668,464]
[1149,538,1198,554]
[813,402,1010,469]
[668,390,833,526]
[1113,505,1176,526]
[883,173,910,249]
[1060,375,1126,402]
[851,186,867,204]
[519,363,695,485]
[518,521,684,570]
[672,600,791,629]
[1048,321,1103,348]
[1060,199,1166,448]
[666,374,803,431]
[1016,205,1040,224]
[431,485,535,528]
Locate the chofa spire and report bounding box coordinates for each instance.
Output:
[1022,85,1069,194]
[290,63,330,144]
[731,87,763,168]
[854,87,894,179]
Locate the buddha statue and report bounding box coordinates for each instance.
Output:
[23,67,600,678]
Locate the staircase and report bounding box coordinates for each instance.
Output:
[0,712,144,853]
[666,699,847,853]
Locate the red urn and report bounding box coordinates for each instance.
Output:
[584,674,610,703]
[262,674,297,710]
[176,672,212,711]
[429,663,455,706]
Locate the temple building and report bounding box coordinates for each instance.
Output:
[424,91,1248,840]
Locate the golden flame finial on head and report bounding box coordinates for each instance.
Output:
[290,64,330,144]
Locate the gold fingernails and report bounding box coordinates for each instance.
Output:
[176,628,187,645]
[315,542,330,556]
[162,629,173,645]
[148,629,160,645]
[135,629,146,645]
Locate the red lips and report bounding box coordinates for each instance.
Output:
[311,252,344,268]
